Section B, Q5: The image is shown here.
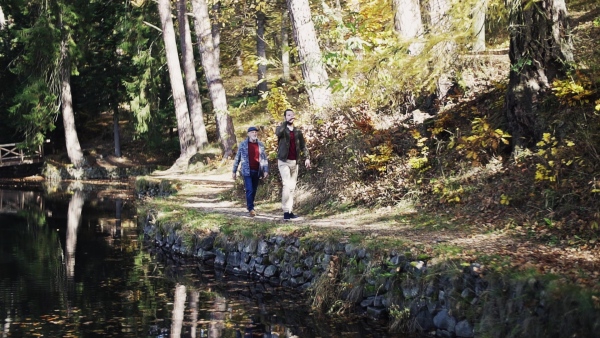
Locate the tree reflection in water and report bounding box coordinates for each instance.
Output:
[65,191,84,279]
[1,188,393,338]
[171,284,186,338]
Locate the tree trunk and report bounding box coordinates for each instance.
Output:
[428,0,453,99]
[257,10,268,94]
[236,52,244,76]
[281,9,290,82]
[393,0,424,55]
[60,37,86,168]
[472,0,487,52]
[112,101,122,157]
[177,0,208,149]
[286,0,332,109]
[190,0,236,158]
[157,0,197,159]
[212,2,221,64]
[506,0,573,150]
[0,5,5,30]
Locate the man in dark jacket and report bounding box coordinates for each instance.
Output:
[232,126,269,217]
[275,109,311,220]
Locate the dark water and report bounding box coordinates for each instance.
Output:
[0,188,395,338]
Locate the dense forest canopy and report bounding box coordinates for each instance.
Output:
[0,0,597,177]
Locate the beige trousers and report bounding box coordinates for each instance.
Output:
[278,159,298,213]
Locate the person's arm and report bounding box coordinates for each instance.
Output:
[232,146,242,179]
[275,121,287,138]
[298,131,311,169]
[259,142,269,178]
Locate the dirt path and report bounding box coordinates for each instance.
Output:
[148,171,600,290]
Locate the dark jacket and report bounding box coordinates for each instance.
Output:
[275,122,309,161]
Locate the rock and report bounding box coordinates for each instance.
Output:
[264,265,278,278]
[227,252,242,267]
[214,249,227,266]
[402,281,419,299]
[455,320,474,337]
[303,256,314,268]
[433,310,457,332]
[324,243,335,254]
[412,109,434,124]
[415,306,434,331]
[198,236,215,250]
[361,297,374,307]
[436,329,454,338]
[366,306,387,318]
[258,240,269,255]
[345,243,357,256]
[242,239,258,253]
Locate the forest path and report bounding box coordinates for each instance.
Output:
[147,170,600,290]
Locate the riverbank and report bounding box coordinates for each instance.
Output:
[137,169,600,337]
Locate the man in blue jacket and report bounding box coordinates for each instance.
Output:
[232,126,269,217]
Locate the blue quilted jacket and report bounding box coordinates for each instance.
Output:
[232,138,269,176]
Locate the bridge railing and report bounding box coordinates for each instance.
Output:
[0,143,43,166]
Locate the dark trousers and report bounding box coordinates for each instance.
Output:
[243,170,260,211]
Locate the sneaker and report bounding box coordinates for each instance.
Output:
[249,210,256,217]
[283,212,291,220]
[288,212,299,219]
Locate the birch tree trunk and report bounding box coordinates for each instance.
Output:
[286,0,332,109]
[428,0,453,99]
[191,0,236,157]
[506,0,573,150]
[256,10,268,94]
[0,5,5,30]
[281,8,290,82]
[157,0,197,158]
[59,36,86,168]
[212,2,221,64]
[177,0,208,149]
[472,0,488,52]
[393,0,424,55]
[236,52,244,76]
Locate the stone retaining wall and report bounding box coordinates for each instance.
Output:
[43,162,157,180]
[142,216,599,338]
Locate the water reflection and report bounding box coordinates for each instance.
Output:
[0,187,398,338]
[66,191,84,279]
[172,284,186,338]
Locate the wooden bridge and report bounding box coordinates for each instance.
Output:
[0,142,43,167]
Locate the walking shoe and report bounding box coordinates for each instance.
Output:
[283,212,290,220]
[249,210,256,217]
[288,212,299,219]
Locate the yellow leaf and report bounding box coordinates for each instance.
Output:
[542,133,551,143]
